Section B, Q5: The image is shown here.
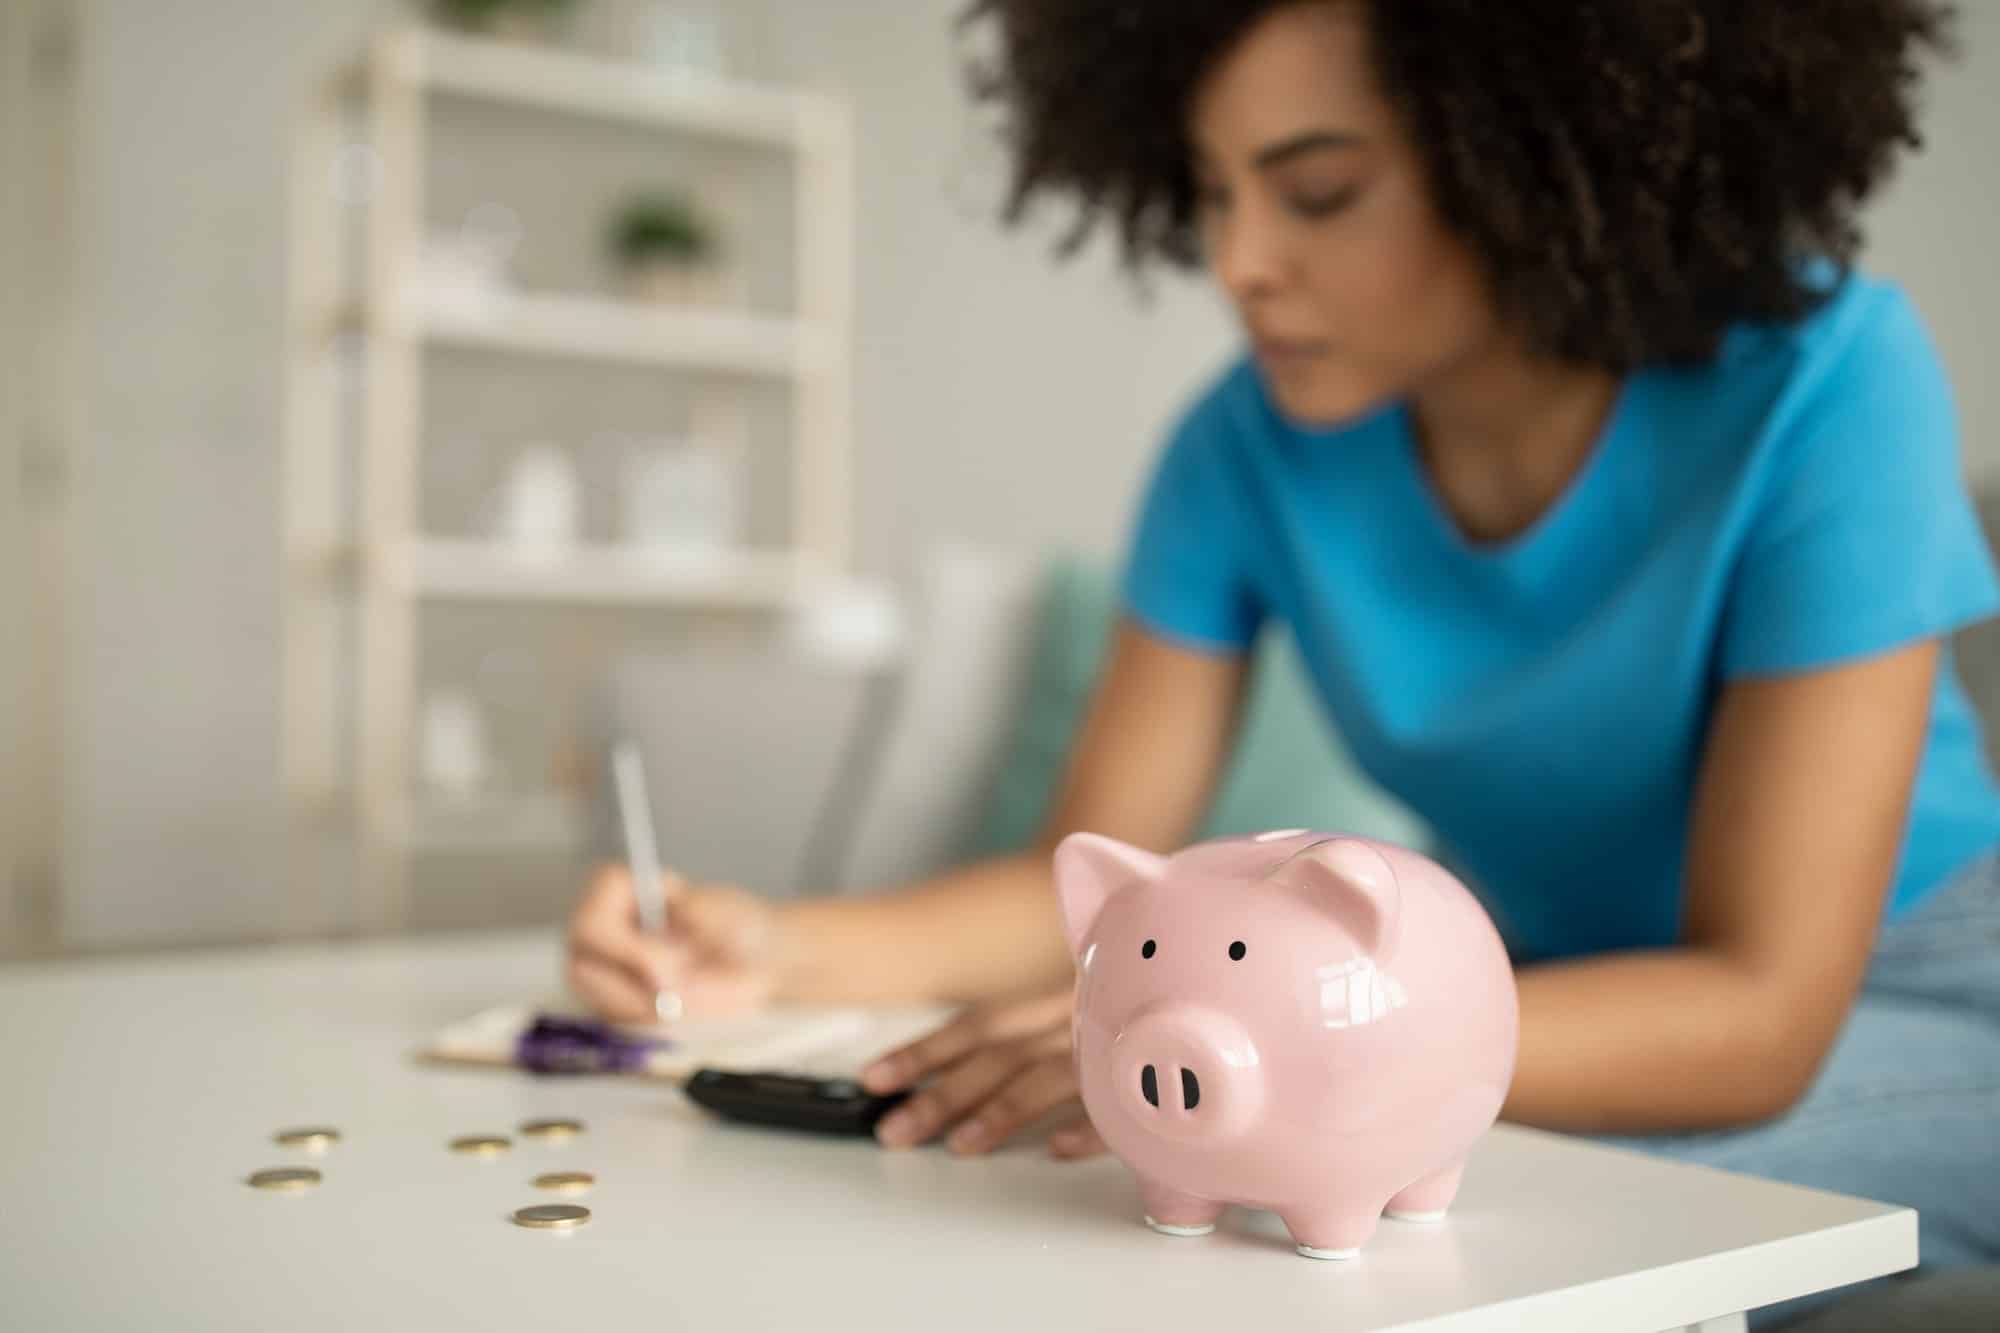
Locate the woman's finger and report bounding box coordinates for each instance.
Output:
[874,1042,1038,1148]
[862,988,1073,1093]
[944,1041,1083,1156]
[565,953,657,1024]
[665,884,768,960]
[575,920,678,994]
[860,1013,988,1096]
[569,870,666,990]
[1047,1117,1107,1161]
[676,960,776,1018]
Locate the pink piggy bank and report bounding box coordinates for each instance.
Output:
[1055,829,1519,1260]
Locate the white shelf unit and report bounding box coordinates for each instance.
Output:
[394,538,821,608]
[412,291,827,375]
[282,27,855,934]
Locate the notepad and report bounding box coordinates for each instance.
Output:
[420,1001,956,1082]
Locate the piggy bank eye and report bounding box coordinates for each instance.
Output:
[1141,939,1157,959]
[1228,940,1246,961]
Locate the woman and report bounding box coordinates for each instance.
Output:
[567,0,1999,1302]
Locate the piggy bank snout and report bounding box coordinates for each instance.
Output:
[1111,1005,1263,1142]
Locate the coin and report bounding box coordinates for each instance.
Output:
[512,1203,590,1230]
[450,1135,512,1157]
[532,1171,595,1194]
[272,1127,340,1152]
[518,1118,583,1141]
[246,1167,322,1192]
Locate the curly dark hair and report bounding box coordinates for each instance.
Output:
[961,1,1955,371]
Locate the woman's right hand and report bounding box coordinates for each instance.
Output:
[564,863,783,1023]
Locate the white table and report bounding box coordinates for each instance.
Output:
[2,931,1915,1332]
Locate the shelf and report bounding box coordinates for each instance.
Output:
[287,23,854,930]
[409,790,588,853]
[388,538,822,608]
[384,27,836,150]
[393,290,822,377]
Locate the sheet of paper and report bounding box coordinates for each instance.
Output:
[421,1000,956,1081]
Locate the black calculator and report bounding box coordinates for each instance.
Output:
[684,1068,910,1136]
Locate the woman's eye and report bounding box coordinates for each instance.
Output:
[1141,939,1157,959]
[1288,185,1359,220]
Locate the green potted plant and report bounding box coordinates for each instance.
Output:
[608,191,724,305]
[426,0,578,43]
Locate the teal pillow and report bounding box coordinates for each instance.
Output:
[966,556,1432,858]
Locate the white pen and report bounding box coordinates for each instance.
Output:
[611,739,683,1025]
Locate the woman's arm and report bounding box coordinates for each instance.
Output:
[769,620,1250,1006]
[1503,639,1940,1134]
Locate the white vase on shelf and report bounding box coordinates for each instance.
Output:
[494,444,581,560]
[420,689,490,802]
[417,202,522,322]
[617,432,741,555]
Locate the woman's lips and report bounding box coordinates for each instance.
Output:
[1253,335,1330,370]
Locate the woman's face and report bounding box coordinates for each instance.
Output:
[1187,1,1497,425]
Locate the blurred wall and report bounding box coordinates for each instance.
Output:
[46,0,2000,951]
[62,1,401,949]
[1869,3,2000,477]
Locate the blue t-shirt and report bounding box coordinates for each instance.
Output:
[1122,274,2000,961]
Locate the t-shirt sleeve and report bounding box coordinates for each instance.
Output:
[1118,396,1265,655]
[1719,285,2000,678]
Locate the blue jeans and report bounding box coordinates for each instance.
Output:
[1602,847,2000,1323]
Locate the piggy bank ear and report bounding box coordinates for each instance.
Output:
[1052,833,1168,958]
[1271,838,1401,959]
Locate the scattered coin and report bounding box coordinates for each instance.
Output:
[532,1171,595,1194]
[450,1135,513,1157]
[518,1118,583,1141]
[272,1127,341,1152]
[246,1167,322,1192]
[512,1203,590,1230]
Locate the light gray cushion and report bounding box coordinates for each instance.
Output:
[588,649,884,897]
[830,547,1047,891]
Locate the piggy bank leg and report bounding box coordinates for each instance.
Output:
[1282,1206,1382,1260]
[1384,1158,1466,1223]
[1138,1180,1225,1237]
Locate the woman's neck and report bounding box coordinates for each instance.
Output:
[1407,337,1620,547]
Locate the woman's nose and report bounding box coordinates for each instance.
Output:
[1209,201,1286,306]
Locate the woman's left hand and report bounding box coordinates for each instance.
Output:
[860,986,1106,1159]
